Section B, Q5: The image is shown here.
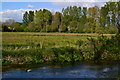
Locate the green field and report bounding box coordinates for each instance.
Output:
[2,32,114,46]
[2,32,120,64]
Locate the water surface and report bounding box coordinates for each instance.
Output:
[2,61,120,78]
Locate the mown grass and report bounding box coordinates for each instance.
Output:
[2,32,120,64]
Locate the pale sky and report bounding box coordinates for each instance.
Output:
[1,0,118,22]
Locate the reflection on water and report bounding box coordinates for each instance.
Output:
[2,61,120,78]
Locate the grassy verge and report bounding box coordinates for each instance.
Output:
[2,32,120,64]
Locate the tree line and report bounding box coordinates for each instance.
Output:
[2,1,120,34]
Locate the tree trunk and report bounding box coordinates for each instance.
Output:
[117,25,120,34]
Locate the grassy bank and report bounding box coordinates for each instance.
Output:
[2,32,120,64]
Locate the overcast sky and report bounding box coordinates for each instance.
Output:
[1,0,117,22]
